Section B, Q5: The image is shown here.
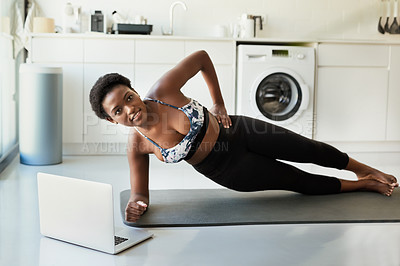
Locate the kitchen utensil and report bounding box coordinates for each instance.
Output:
[384,0,391,32]
[390,0,400,33]
[378,0,385,34]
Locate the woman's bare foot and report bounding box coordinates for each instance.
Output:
[358,172,398,188]
[340,179,394,196]
[362,179,394,196]
[345,157,398,187]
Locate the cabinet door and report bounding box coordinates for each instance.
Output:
[83,64,134,144]
[318,44,389,67]
[387,45,400,140]
[84,39,135,63]
[135,40,184,64]
[316,67,388,141]
[31,38,83,63]
[134,64,176,98]
[181,65,235,114]
[184,41,235,65]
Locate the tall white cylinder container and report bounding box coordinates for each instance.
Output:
[19,64,63,165]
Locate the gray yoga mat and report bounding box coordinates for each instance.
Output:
[120,189,400,227]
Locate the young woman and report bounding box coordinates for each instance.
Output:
[89,50,398,223]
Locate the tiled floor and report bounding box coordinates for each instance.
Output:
[1,153,400,266]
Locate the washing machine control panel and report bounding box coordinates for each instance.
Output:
[272,49,289,57]
[271,49,306,60]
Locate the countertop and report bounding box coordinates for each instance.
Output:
[29,32,400,45]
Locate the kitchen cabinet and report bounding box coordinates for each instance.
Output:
[31,38,83,63]
[387,45,400,141]
[135,40,185,63]
[135,40,235,114]
[183,41,235,114]
[30,35,236,153]
[84,39,135,63]
[316,67,388,141]
[316,43,392,142]
[29,37,85,143]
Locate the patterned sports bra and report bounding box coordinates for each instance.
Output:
[134,97,206,163]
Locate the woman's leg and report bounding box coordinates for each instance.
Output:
[226,151,395,196]
[345,157,398,186]
[235,116,348,169]
[234,116,397,186]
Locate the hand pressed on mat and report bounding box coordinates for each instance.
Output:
[125,198,147,223]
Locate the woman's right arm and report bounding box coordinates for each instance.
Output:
[125,133,150,222]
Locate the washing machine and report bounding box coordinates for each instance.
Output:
[236,44,315,138]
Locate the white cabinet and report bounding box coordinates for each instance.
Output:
[316,67,388,141]
[135,40,236,114]
[317,44,389,67]
[135,40,184,63]
[184,41,234,65]
[30,36,236,152]
[31,38,83,63]
[84,39,135,63]
[183,41,235,114]
[316,43,391,142]
[387,45,400,141]
[29,37,84,144]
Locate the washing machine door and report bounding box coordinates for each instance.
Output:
[250,68,309,124]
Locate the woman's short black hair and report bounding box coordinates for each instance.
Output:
[89,73,133,119]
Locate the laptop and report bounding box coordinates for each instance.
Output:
[37,172,153,254]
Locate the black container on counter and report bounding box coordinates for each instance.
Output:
[111,23,153,35]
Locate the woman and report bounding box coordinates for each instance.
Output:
[90,50,398,223]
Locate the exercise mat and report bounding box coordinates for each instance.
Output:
[120,189,400,227]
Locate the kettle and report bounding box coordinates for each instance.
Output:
[239,13,263,38]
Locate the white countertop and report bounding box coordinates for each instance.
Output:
[29,32,400,44]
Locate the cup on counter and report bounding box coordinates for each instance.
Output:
[214,24,227,38]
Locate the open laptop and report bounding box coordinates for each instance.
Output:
[37,172,153,254]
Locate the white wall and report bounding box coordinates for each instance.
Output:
[35,0,386,39]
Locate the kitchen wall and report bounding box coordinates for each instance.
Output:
[35,0,390,39]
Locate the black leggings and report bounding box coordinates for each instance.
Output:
[192,116,349,195]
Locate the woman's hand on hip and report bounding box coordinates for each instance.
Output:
[125,199,148,223]
[209,103,232,128]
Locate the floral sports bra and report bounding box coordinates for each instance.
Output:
[134,97,208,163]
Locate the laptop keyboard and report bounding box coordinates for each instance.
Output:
[114,236,129,246]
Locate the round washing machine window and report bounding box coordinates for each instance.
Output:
[255,72,302,121]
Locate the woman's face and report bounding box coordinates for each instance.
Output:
[102,84,147,127]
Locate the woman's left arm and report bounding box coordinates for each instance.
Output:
[150,50,232,128]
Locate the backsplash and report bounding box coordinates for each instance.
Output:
[35,0,396,39]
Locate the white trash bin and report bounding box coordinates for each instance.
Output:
[19,64,63,165]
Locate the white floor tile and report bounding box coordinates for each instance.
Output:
[1,153,399,266]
